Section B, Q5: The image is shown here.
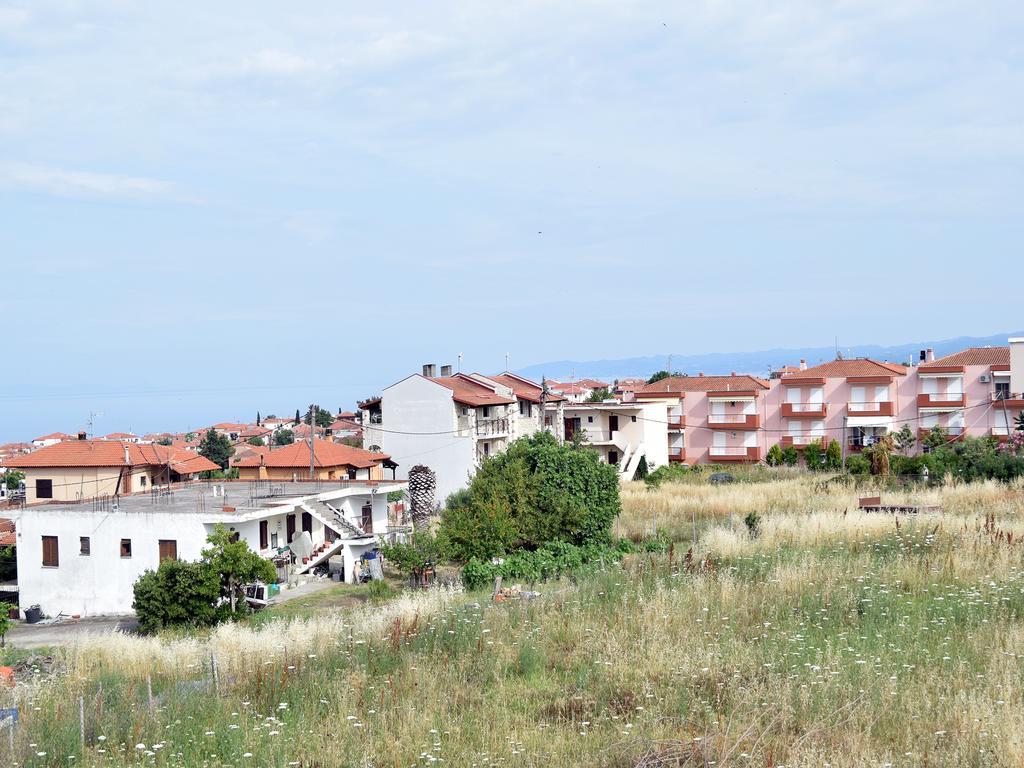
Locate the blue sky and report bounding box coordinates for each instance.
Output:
[1,1,1022,441]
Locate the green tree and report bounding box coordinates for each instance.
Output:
[765,444,784,467]
[294,409,301,425]
[439,431,621,561]
[647,370,671,384]
[1015,412,1024,433]
[585,387,611,403]
[923,426,949,451]
[247,436,265,446]
[202,524,277,613]
[198,429,234,470]
[825,439,842,470]
[803,439,825,470]
[256,411,261,426]
[185,432,197,442]
[0,601,13,647]
[4,469,25,491]
[132,559,221,634]
[892,424,916,455]
[273,428,295,446]
[780,445,799,467]
[304,405,334,428]
[156,437,173,446]
[381,531,450,587]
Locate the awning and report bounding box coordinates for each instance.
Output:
[846,416,894,428]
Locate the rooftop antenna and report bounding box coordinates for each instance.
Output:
[87,411,103,438]
[457,353,463,373]
[505,352,510,372]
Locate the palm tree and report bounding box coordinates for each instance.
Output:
[408,465,437,531]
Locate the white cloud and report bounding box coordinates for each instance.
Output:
[238,48,320,76]
[1,164,173,200]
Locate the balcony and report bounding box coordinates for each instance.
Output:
[475,417,510,438]
[709,445,760,462]
[848,401,894,417]
[781,402,826,419]
[918,426,964,442]
[668,449,686,463]
[992,392,1024,407]
[780,433,826,448]
[707,413,760,430]
[916,393,965,409]
[667,412,686,430]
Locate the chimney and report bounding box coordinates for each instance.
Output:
[731,371,737,376]
[440,364,453,377]
[422,363,437,378]
[77,431,87,441]
[698,372,704,377]
[124,444,131,464]
[799,359,807,371]
[926,348,935,362]
[919,349,926,363]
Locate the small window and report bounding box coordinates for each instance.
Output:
[140,476,147,488]
[259,521,269,550]
[587,416,594,423]
[631,416,637,423]
[79,536,91,556]
[158,539,177,562]
[42,535,59,567]
[36,479,53,499]
[120,538,132,558]
[481,406,490,418]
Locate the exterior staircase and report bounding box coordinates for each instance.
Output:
[620,442,646,481]
[301,499,371,540]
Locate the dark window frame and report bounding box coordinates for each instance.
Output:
[120,538,132,558]
[36,479,54,499]
[79,536,91,556]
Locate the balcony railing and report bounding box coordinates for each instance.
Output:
[848,401,894,415]
[916,393,965,408]
[709,445,760,462]
[707,413,759,430]
[992,392,1024,404]
[918,426,964,440]
[781,433,825,447]
[782,402,826,418]
[667,411,685,430]
[475,418,510,438]
[668,449,686,463]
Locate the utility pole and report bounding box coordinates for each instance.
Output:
[540,377,549,438]
[308,403,315,481]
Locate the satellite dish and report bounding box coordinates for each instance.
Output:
[289,531,313,560]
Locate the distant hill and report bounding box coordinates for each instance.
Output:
[515,331,1024,383]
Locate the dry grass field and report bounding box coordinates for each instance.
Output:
[4,473,1024,766]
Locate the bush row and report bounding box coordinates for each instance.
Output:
[461,540,629,591]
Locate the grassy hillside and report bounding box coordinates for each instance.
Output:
[4,476,1024,766]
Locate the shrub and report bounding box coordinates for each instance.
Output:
[765,444,784,467]
[460,541,624,590]
[845,455,870,475]
[781,445,799,467]
[640,528,672,553]
[744,511,761,537]
[803,440,824,470]
[133,559,221,634]
[644,462,690,488]
[440,432,620,560]
[825,439,842,470]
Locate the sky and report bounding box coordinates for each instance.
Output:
[1,1,1022,441]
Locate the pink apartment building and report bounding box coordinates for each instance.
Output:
[629,338,1024,466]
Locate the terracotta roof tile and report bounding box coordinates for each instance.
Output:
[33,432,75,442]
[636,374,770,395]
[488,373,565,404]
[4,440,216,472]
[233,439,389,470]
[783,359,907,378]
[921,347,1009,368]
[429,375,515,406]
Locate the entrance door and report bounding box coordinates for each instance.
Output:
[564,417,580,441]
[302,511,313,534]
[609,415,619,435]
[286,514,296,543]
[608,450,619,466]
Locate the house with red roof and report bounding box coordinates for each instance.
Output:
[32,432,76,449]
[233,439,395,482]
[4,437,220,504]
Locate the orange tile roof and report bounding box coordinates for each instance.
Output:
[430,375,515,406]
[636,374,770,395]
[488,373,565,404]
[233,439,389,469]
[0,519,13,546]
[783,359,907,379]
[103,432,137,439]
[921,347,1009,368]
[4,440,217,472]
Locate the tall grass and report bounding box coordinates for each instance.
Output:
[5,475,1024,766]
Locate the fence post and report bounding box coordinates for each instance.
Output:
[79,696,85,751]
[211,653,220,695]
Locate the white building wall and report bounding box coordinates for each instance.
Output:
[379,375,475,503]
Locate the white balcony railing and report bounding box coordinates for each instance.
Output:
[708,413,750,424]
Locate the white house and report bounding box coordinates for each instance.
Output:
[10,479,404,616]
[361,365,564,502]
[560,399,669,479]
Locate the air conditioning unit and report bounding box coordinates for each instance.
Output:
[980,374,992,383]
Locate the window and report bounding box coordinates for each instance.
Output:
[483,442,490,456]
[42,535,58,567]
[587,416,594,423]
[631,416,637,422]
[158,540,177,562]
[519,401,532,417]
[36,479,53,499]
[481,406,490,418]
[996,382,1010,399]
[120,538,132,558]
[140,476,147,488]
[79,536,91,556]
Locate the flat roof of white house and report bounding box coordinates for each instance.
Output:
[9,479,406,522]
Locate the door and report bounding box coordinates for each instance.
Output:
[608,415,619,435]
[259,520,269,550]
[301,512,313,534]
[286,514,296,543]
[608,450,619,466]
[361,503,373,534]
[564,417,580,441]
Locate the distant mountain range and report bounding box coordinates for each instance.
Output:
[515,332,1024,383]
